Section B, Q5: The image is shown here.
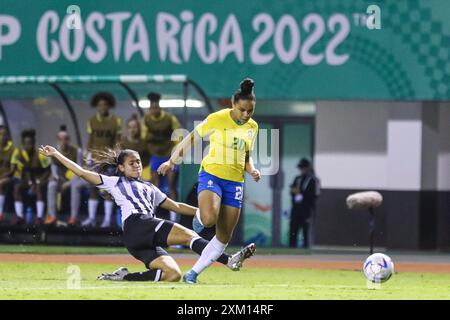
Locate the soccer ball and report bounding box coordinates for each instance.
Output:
[363,253,394,283]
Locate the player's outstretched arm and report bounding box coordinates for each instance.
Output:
[160,197,197,216]
[157,131,199,176]
[39,145,102,185]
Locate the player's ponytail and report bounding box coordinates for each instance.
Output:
[88,146,138,176]
[232,78,256,103]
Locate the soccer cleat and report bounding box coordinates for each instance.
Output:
[97,267,129,281]
[44,215,57,225]
[227,243,256,271]
[81,218,96,227]
[192,214,204,233]
[182,270,198,284]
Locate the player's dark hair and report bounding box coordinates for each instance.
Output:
[21,129,36,143]
[90,91,116,108]
[89,146,139,176]
[59,125,67,132]
[147,92,161,102]
[232,78,256,103]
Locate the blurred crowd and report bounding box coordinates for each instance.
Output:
[0,91,181,228]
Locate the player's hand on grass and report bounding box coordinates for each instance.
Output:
[251,169,261,182]
[39,145,58,158]
[157,160,175,176]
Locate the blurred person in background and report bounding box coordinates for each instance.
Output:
[119,114,151,181]
[80,91,122,228]
[45,125,83,226]
[142,92,181,201]
[12,129,50,225]
[0,126,18,223]
[289,158,320,249]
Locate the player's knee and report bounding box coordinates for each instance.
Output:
[201,213,216,227]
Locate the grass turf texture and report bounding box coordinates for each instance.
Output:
[0,261,449,299]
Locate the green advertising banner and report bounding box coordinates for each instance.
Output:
[0,0,449,100]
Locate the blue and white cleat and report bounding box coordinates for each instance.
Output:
[192,214,205,233]
[183,270,198,284]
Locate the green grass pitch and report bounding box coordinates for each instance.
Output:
[0,261,449,300]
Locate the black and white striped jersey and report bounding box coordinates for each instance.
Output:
[96,174,167,224]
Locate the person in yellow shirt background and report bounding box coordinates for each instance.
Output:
[119,114,151,181]
[12,129,51,225]
[142,92,181,202]
[81,92,122,228]
[0,126,18,223]
[45,125,83,226]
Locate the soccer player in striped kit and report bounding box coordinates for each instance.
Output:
[39,145,255,282]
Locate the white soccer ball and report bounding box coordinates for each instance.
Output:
[363,253,394,283]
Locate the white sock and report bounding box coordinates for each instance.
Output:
[0,195,5,213]
[14,201,24,218]
[103,200,114,223]
[195,208,204,225]
[191,236,227,275]
[36,201,45,218]
[88,199,98,220]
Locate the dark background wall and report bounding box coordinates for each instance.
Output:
[315,189,450,251]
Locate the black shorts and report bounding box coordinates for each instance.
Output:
[122,214,175,269]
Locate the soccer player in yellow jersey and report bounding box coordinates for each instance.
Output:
[158,78,260,283]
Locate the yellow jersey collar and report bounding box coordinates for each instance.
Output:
[150,110,166,121]
[96,113,112,122]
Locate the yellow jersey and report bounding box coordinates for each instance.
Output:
[195,108,258,182]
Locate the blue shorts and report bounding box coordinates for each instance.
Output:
[150,155,178,173]
[197,171,244,208]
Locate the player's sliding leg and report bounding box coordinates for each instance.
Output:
[98,256,181,282]
[166,223,231,266]
[167,222,255,272]
[184,205,241,284]
[97,222,256,282]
